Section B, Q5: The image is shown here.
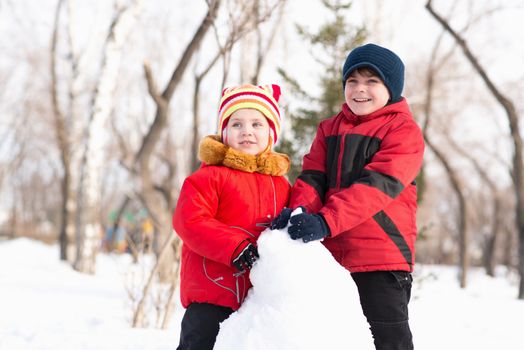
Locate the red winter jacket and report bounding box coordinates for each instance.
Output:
[289,99,424,273]
[173,136,290,310]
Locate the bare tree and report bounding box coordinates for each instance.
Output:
[2,119,29,238]
[248,0,286,84]
[426,0,524,298]
[0,103,28,227]
[444,134,504,276]
[415,23,471,287]
[50,0,71,261]
[130,0,222,328]
[3,63,60,243]
[74,0,144,274]
[51,0,106,264]
[423,129,469,287]
[189,0,288,172]
[63,0,89,263]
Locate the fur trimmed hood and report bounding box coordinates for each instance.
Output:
[198,135,290,176]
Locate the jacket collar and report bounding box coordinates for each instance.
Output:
[198,135,290,176]
[341,97,411,125]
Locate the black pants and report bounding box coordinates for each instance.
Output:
[177,302,234,350]
[351,271,414,350]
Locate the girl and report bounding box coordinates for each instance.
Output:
[173,84,291,350]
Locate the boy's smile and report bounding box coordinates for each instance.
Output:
[344,69,390,116]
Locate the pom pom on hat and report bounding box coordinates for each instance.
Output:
[218,84,282,144]
[342,43,405,103]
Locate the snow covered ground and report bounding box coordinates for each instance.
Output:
[1,236,523,350]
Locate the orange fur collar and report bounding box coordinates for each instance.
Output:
[198,135,290,176]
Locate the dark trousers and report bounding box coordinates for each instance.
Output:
[351,271,414,350]
[177,302,234,350]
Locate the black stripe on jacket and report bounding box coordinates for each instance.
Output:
[297,170,327,203]
[340,134,381,188]
[355,169,404,199]
[324,133,404,198]
[373,210,413,269]
[326,135,342,188]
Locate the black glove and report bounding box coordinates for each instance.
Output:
[270,207,293,230]
[232,243,259,272]
[288,213,330,243]
[270,207,306,230]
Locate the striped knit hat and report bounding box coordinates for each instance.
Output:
[218,84,282,145]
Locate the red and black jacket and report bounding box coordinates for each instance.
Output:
[289,98,424,272]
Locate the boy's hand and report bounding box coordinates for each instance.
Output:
[270,206,306,230]
[232,244,259,272]
[288,213,330,243]
[270,207,293,229]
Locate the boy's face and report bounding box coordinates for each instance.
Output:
[344,69,390,116]
[225,108,270,155]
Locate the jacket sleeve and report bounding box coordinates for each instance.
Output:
[320,119,424,237]
[289,122,328,213]
[173,168,252,266]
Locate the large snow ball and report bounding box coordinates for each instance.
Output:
[215,227,371,350]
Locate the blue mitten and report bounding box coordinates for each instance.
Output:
[288,213,330,243]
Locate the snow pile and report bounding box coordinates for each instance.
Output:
[214,227,372,350]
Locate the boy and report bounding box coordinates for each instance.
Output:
[173,84,291,350]
[272,43,424,349]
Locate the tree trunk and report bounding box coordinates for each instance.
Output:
[136,0,221,280]
[426,137,469,287]
[419,25,469,288]
[443,134,503,277]
[127,1,222,327]
[503,226,516,269]
[74,0,143,274]
[64,0,85,264]
[190,76,202,174]
[50,0,71,261]
[484,196,502,276]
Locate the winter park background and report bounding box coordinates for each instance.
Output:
[3,0,524,349]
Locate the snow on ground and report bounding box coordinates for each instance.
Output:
[1,236,523,350]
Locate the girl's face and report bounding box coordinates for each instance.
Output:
[225,109,270,155]
[344,69,390,116]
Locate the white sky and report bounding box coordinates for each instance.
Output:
[1,233,523,349]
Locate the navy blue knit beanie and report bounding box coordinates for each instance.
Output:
[342,43,405,103]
